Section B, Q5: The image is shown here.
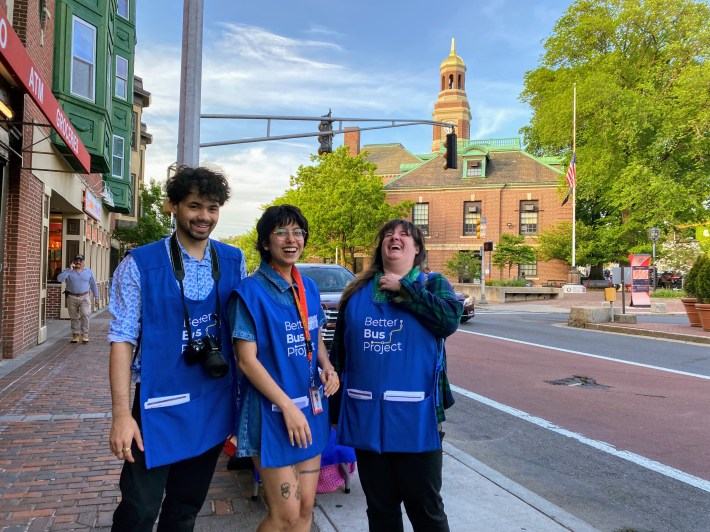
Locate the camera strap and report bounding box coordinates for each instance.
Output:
[169,233,222,342]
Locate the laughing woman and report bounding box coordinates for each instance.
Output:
[329,218,462,532]
[230,205,340,531]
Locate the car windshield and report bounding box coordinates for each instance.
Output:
[299,266,355,292]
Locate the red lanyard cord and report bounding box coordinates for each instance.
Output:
[271,264,316,386]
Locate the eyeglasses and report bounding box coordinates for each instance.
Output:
[272,228,307,239]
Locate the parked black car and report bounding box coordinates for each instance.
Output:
[298,263,356,349]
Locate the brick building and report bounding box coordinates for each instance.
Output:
[0,1,147,359]
[344,39,572,285]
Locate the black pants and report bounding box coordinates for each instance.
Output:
[355,448,449,532]
[111,387,223,532]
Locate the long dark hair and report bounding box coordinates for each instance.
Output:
[340,219,427,308]
[255,205,309,263]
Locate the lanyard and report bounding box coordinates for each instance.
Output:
[272,264,315,386]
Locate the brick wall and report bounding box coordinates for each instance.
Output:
[0,0,56,358]
[386,185,571,284]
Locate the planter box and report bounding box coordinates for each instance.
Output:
[453,284,560,303]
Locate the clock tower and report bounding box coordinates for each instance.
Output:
[432,38,471,152]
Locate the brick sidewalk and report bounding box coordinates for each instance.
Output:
[0,313,264,531]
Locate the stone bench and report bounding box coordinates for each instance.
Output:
[568,306,611,327]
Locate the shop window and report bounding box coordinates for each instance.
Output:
[116,56,128,100]
[48,215,63,281]
[71,17,96,101]
[520,200,539,235]
[413,203,429,236]
[463,201,481,236]
[112,135,125,178]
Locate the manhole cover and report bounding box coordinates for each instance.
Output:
[545,375,610,390]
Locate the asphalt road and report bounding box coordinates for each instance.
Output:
[443,312,710,532]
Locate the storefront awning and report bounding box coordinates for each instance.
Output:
[0,9,91,173]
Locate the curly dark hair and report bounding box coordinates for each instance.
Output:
[255,205,310,263]
[165,165,231,205]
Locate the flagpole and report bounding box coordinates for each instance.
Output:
[571,83,576,268]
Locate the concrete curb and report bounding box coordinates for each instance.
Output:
[585,323,710,345]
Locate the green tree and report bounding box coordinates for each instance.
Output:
[273,147,413,269]
[491,234,537,277]
[445,251,482,283]
[221,227,260,273]
[112,179,171,250]
[520,0,710,266]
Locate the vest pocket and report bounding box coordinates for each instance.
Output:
[382,393,440,453]
[339,392,381,452]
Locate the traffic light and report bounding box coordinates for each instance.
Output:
[318,111,333,155]
[443,132,457,170]
[483,241,493,252]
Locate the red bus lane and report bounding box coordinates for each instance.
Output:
[445,331,710,481]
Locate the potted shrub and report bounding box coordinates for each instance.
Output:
[693,255,710,332]
[681,255,702,327]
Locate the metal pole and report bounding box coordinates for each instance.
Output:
[479,245,487,304]
[177,0,203,167]
[652,241,657,292]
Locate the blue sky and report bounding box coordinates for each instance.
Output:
[135,0,573,237]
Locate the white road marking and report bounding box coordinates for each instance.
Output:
[456,329,710,380]
[451,386,710,494]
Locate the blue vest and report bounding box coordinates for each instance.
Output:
[237,272,329,468]
[131,239,243,469]
[337,280,441,453]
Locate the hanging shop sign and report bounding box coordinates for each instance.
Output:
[0,9,91,173]
[83,188,102,221]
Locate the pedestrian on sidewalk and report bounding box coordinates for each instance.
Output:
[107,165,246,532]
[57,254,99,343]
[329,218,462,532]
[230,205,339,531]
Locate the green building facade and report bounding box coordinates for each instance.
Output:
[51,0,135,213]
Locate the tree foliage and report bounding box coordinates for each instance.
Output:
[655,239,703,275]
[220,227,260,273]
[520,0,710,265]
[112,179,171,250]
[272,147,413,269]
[491,234,537,277]
[445,251,482,282]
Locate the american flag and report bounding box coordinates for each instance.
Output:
[565,152,577,188]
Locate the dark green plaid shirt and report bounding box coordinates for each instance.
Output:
[329,268,463,425]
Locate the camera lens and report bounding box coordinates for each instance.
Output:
[203,350,228,378]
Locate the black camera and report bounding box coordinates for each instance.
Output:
[184,335,228,379]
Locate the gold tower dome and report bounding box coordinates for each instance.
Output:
[440,38,465,70]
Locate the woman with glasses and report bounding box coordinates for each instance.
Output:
[229,204,339,531]
[329,218,462,532]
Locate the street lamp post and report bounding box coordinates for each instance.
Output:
[648,227,660,292]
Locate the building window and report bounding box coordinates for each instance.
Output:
[520,200,539,235]
[71,17,96,101]
[463,201,481,236]
[112,135,125,178]
[413,203,429,236]
[117,0,129,19]
[519,263,537,277]
[466,160,482,177]
[116,56,128,99]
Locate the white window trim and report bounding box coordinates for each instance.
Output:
[70,16,97,102]
[115,56,128,100]
[112,135,125,178]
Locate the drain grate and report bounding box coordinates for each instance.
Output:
[545,375,610,390]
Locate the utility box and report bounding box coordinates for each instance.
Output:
[604,287,617,302]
